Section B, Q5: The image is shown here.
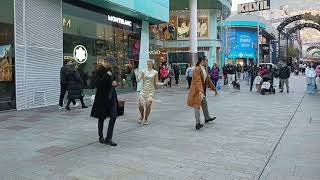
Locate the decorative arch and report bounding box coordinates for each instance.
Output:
[277,13,320,35]
[312,51,320,56]
[283,23,320,38]
[307,46,320,52]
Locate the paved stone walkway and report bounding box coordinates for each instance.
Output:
[0,75,319,180]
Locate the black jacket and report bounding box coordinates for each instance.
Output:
[90,67,119,119]
[60,66,68,85]
[66,69,83,99]
[279,66,291,79]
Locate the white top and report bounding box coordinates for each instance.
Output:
[201,65,207,81]
[306,67,316,78]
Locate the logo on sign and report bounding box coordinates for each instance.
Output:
[238,0,270,14]
[108,15,132,27]
[73,45,87,64]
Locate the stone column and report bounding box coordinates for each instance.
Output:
[137,20,149,92]
[189,0,198,65]
[209,10,218,68]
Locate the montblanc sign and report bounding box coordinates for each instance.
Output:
[108,15,132,27]
[238,0,270,14]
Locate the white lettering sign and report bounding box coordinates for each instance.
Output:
[238,0,270,13]
[108,15,132,27]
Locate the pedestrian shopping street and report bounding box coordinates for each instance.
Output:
[0,75,319,180]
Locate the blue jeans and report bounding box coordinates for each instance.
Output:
[307,77,316,94]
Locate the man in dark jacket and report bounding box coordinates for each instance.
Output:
[91,55,119,146]
[279,62,291,93]
[65,63,88,110]
[173,64,180,85]
[59,61,76,109]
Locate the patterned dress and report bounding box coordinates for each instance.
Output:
[140,69,158,102]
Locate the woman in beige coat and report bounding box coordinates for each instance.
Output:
[187,56,218,130]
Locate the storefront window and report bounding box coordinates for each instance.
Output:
[0,0,15,111]
[63,2,141,95]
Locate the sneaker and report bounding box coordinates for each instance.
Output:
[59,106,63,110]
[72,102,80,107]
[287,90,289,93]
[196,123,204,130]
[205,117,216,123]
[280,90,283,93]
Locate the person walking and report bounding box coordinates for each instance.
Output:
[173,64,181,85]
[236,64,242,81]
[160,65,168,88]
[137,59,169,125]
[91,56,119,146]
[59,61,77,109]
[209,63,220,87]
[249,64,259,91]
[279,62,291,93]
[222,64,228,85]
[306,64,317,95]
[186,64,193,89]
[65,63,88,111]
[168,65,175,88]
[187,56,218,130]
[130,64,137,91]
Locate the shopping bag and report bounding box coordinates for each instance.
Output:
[117,100,125,116]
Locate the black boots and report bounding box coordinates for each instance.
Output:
[196,123,203,130]
[104,139,117,146]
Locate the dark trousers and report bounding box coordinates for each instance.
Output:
[132,80,137,90]
[223,75,228,85]
[250,76,255,91]
[187,77,192,88]
[213,78,219,87]
[66,97,84,107]
[59,84,75,107]
[175,75,179,84]
[98,94,117,140]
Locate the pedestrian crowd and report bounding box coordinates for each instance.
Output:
[58,55,320,146]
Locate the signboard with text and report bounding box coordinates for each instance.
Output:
[238,0,270,14]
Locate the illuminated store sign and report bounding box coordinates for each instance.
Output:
[63,18,71,28]
[238,0,270,14]
[107,15,132,27]
[73,45,87,64]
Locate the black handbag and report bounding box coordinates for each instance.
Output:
[117,100,125,116]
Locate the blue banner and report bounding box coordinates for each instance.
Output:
[227,29,258,59]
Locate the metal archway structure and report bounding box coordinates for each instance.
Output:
[312,51,320,57]
[283,23,320,38]
[307,46,320,52]
[277,14,320,35]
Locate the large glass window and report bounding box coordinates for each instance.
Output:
[63,1,141,95]
[0,0,15,111]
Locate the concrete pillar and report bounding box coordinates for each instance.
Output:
[208,11,218,68]
[137,21,149,92]
[189,0,198,65]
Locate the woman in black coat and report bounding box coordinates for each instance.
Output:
[65,63,88,110]
[91,64,119,146]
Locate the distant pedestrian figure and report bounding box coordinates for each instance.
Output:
[65,62,87,111]
[279,62,291,93]
[59,61,77,109]
[186,64,193,89]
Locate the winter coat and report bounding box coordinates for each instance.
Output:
[160,68,168,78]
[66,69,83,99]
[210,67,219,79]
[90,66,119,119]
[187,66,216,109]
[60,66,68,85]
[279,66,291,79]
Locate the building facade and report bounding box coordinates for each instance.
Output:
[0,0,169,111]
[148,0,232,74]
[222,14,276,66]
